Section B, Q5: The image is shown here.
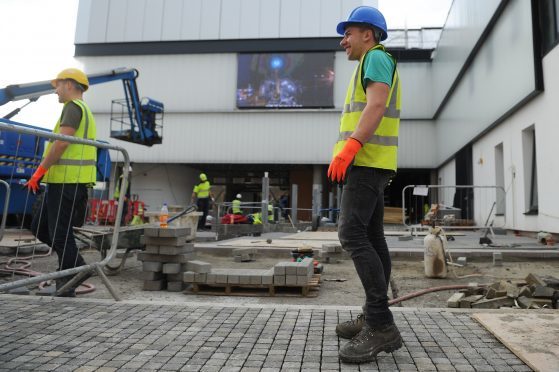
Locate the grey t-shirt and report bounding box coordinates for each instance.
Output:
[60,101,82,130]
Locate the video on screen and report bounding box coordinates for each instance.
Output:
[236,52,335,109]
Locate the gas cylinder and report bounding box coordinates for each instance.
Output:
[424,226,448,278]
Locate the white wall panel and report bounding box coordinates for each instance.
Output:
[240,0,260,39]
[398,121,437,168]
[200,0,221,40]
[431,0,501,113]
[180,0,202,40]
[75,0,93,44]
[124,0,146,42]
[300,0,321,37]
[320,0,342,37]
[437,160,455,206]
[161,0,184,40]
[85,0,109,43]
[259,0,280,38]
[106,0,127,42]
[279,0,301,38]
[220,0,241,39]
[435,0,535,164]
[142,0,164,41]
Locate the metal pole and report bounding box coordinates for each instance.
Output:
[328,191,334,221]
[262,172,269,226]
[291,184,298,224]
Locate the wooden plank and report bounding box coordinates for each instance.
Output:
[472,312,559,372]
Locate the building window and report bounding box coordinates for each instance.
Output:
[522,125,538,214]
[494,143,505,216]
[540,0,559,55]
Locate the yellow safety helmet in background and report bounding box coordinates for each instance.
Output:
[199,173,207,181]
[51,68,89,91]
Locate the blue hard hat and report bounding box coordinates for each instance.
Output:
[336,6,388,41]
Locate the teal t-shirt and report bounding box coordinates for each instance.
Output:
[362,49,395,89]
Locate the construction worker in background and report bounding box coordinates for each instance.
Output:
[232,194,242,215]
[27,68,96,297]
[267,202,274,223]
[328,7,402,363]
[113,165,132,225]
[191,173,213,230]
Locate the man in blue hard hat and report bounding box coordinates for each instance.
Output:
[328,6,402,363]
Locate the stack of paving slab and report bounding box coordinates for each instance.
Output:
[273,257,314,286]
[232,247,257,262]
[321,243,347,263]
[137,226,196,292]
[184,268,274,286]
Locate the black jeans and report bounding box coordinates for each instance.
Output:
[197,197,209,229]
[338,166,394,328]
[31,183,87,271]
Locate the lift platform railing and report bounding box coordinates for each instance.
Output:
[0,118,130,300]
[401,184,507,230]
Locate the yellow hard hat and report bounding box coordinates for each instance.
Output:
[200,173,207,181]
[51,68,89,91]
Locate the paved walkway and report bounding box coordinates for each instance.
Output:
[0,296,531,372]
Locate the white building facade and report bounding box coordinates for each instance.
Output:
[75,0,559,233]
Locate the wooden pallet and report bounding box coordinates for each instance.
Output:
[186,274,321,297]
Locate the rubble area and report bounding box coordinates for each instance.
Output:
[447,273,559,309]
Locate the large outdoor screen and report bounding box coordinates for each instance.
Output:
[236,52,335,109]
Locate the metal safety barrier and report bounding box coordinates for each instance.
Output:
[0,118,130,300]
[401,184,506,230]
[0,180,10,241]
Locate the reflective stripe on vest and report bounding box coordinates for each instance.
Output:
[194,181,210,198]
[333,45,401,171]
[42,99,97,184]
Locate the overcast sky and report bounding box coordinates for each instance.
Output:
[0,0,451,128]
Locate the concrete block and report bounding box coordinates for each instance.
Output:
[186,260,212,273]
[159,245,194,255]
[137,252,195,263]
[492,252,503,266]
[144,226,189,238]
[322,243,341,252]
[249,272,262,285]
[166,273,183,282]
[144,236,186,247]
[232,247,257,255]
[471,296,514,309]
[227,273,240,284]
[296,276,309,285]
[517,296,533,309]
[533,285,556,298]
[215,272,228,284]
[144,227,161,237]
[274,275,285,286]
[456,257,467,266]
[239,273,251,285]
[398,235,413,241]
[140,271,163,281]
[163,263,183,274]
[142,261,162,272]
[234,255,242,262]
[143,280,166,291]
[262,270,274,285]
[447,292,465,308]
[459,295,484,308]
[285,263,298,275]
[195,273,207,283]
[518,285,532,297]
[206,272,217,284]
[167,281,184,292]
[274,262,286,275]
[144,245,159,254]
[286,275,297,286]
[183,271,196,283]
[240,253,253,261]
[526,273,547,286]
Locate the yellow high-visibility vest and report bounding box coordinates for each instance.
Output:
[268,204,274,221]
[332,44,401,171]
[232,199,241,214]
[42,99,97,184]
[193,181,210,198]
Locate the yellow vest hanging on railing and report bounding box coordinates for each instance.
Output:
[42,99,97,184]
[332,44,401,171]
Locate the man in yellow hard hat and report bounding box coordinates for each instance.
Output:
[28,68,96,297]
[191,173,213,230]
[329,6,402,363]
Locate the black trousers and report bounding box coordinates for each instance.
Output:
[197,197,210,229]
[31,183,87,271]
[338,166,394,328]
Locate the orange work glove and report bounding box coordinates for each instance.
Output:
[24,165,47,194]
[327,137,362,183]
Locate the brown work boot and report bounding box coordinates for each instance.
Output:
[339,323,403,363]
[336,313,364,339]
